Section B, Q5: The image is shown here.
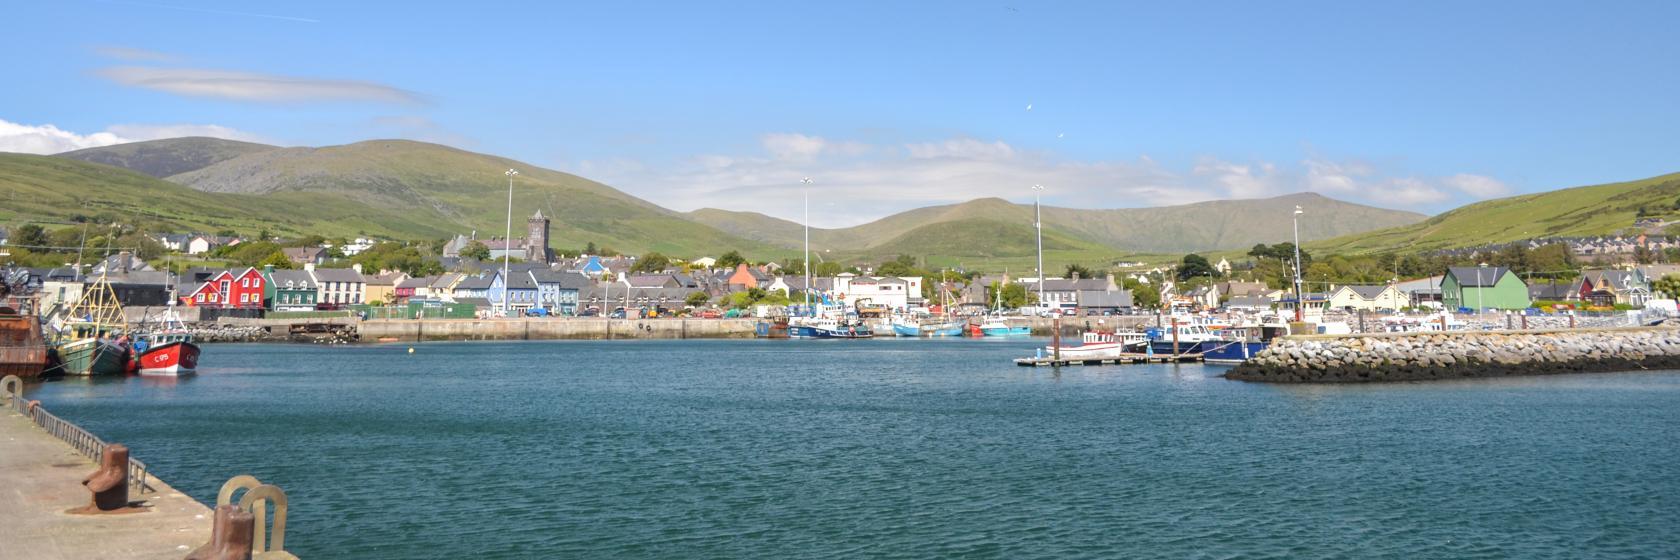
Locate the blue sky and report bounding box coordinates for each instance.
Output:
[3,1,1678,226]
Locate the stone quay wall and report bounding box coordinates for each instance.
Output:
[358,318,759,341]
[1226,327,1680,383]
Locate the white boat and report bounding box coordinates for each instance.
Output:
[1043,330,1149,360]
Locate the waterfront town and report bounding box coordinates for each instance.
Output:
[6,3,1680,559]
[5,211,1679,325]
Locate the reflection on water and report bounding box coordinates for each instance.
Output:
[23,339,1680,559]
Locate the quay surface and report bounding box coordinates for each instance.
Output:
[0,411,211,559]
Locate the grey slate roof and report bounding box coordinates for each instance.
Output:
[1448,266,1512,288]
[310,268,365,283]
[270,270,318,289]
[1077,290,1133,308]
[1225,295,1274,308]
[1346,285,1391,299]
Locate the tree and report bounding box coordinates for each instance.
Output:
[460,240,491,260]
[718,250,746,269]
[877,254,918,277]
[584,241,599,255]
[1654,275,1680,299]
[259,252,294,270]
[1064,263,1095,279]
[685,291,710,307]
[1635,245,1656,265]
[221,241,285,267]
[12,224,47,248]
[352,242,444,276]
[1122,277,1161,310]
[630,252,671,273]
[988,282,1038,309]
[1176,253,1218,281]
[814,262,844,276]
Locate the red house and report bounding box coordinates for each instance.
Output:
[181,267,267,308]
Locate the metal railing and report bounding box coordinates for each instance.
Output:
[3,377,155,494]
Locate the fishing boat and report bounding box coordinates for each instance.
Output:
[1201,317,1293,365]
[0,269,49,379]
[1041,329,1149,360]
[53,270,130,376]
[979,317,1032,336]
[754,317,790,339]
[791,316,874,339]
[1144,319,1225,355]
[133,306,200,376]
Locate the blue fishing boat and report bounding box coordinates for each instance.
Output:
[1201,319,1294,364]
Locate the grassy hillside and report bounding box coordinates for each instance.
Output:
[688,192,1425,255]
[0,152,784,258]
[55,137,277,178]
[1314,172,1680,254]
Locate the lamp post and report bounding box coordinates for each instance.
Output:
[1477,262,1487,313]
[1292,205,1305,322]
[1032,184,1045,314]
[802,177,813,317]
[502,168,519,318]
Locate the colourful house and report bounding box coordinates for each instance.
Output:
[181,267,267,308]
[265,268,319,311]
[1442,266,1529,310]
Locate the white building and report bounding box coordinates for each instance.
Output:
[832,273,923,310]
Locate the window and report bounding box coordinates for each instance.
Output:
[242,278,249,288]
[196,293,205,302]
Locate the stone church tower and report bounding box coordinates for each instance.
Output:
[526,210,551,264]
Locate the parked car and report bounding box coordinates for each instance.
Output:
[700,309,721,319]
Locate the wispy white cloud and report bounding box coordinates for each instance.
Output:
[97,66,421,104]
[0,118,265,154]
[90,45,178,62]
[1377,178,1452,205]
[1442,173,1510,199]
[572,132,1515,228]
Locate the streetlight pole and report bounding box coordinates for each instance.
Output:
[1032,184,1045,313]
[503,168,518,318]
[1477,262,1487,312]
[1292,205,1304,322]
[802,177,813,317]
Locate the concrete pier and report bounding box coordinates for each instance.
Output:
[1226,327,1680,383]
[0,411,211,559]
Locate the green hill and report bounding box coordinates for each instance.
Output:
[688,192,1425,255]
[1,147,781,258]
[1314,171,1680,254]
[55,137,278,178]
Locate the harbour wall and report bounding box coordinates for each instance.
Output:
[1225,327,1680,383]
[358,318,759,341]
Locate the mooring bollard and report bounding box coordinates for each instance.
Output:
[212,476,295,558]
[1,375,21,410]
[78,444,130,512]
[186,505,255,560]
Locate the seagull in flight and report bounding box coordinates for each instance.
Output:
[1057,133,1065,138]
[1026,103,1033,111]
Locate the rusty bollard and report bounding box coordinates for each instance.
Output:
[186,505,255,560]
[74,444,131,513]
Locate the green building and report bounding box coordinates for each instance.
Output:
[263,267,319,311]
[1442,266,1530,310]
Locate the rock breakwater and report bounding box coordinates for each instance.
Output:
[1225,327,1680,383]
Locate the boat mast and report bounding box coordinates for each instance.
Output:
[801,177,812,318]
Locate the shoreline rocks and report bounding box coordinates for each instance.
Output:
[1225,327,1680,383]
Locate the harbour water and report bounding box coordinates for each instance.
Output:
[24,339,1680,558]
